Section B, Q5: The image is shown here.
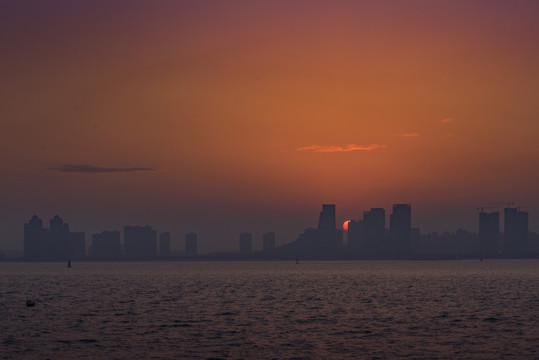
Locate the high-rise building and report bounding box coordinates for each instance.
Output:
[49,215,70,258]
[24,215,85,259]
[92,231,121,258]
[479,211,499,257]
[263,231,276,252]
[347,220,364,251]
[185,232,197,255]
[504,207,528,256]
[239,232,252,253]
[318,204,336,232]
[389,204,412,257]
[159,232,171,257]
[317,204,340,244]
[124,226,157,258]
[24,215,44,259]
[363,208,385,255]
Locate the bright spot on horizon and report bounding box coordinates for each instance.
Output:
[343,220,351,231]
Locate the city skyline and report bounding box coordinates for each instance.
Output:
[1,1,539,253]
[17,203,536,259]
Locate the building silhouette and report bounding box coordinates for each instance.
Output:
[263,231,276,252]
[389,204,412,257]
[239,232,252,253]
[347,220,364,251]
[479,211,499,257]
[504,207,528,256]
[318,204,336,232]
[24,215,45,259]
[24,215,85,260]
[159,232,171,257]
[363,208,385,256]
[317,204,341,244]
[124,226,157,259]
[91,231,121,258]
[185,232,197,255]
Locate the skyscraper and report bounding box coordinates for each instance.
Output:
[389,204,412,257]
[124,226,157,258]
[479,211,499,257]
[504,207,528,256]
[24,215,85,260]
[24,215,44,259]
[317,204,338,243]
[49,215,70,258]
[185,232,197,255]
[347,220,364,251]
[318,204,336,232]
[363,208,385,255]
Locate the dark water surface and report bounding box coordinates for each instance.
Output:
[1,260,539,359]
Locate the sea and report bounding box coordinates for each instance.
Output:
[1,260,539,359]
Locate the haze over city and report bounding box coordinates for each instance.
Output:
[1,1,538,254]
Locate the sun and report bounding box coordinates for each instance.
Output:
[343,220,351,231]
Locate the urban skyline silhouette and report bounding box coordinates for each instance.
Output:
[13,203,537,261]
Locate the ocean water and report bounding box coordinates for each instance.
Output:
[1,260,539,359]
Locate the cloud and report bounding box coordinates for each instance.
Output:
[441,118,454,123]
[296,144,386,153]
[401,133,420,137]
[50,164,155,173]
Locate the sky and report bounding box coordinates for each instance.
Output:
[1,1,538,253]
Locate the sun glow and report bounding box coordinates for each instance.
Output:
[343,220,351,231]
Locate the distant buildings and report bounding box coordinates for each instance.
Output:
[185,232,197,255]
[124,226,157,259]
[504,207,528,256]
[24,215,85,260]
[239,232,252,253]
[18,204,536,261]
[318,204,342,245]
[363,208,385,256]
[318,204,336,232]
[347,220,364,251]
[389,204,412,257]
[346,204,411,258]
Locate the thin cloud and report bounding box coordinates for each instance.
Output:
[297,144,386,153]
[50,164,155,173]
[441,118,454,123]
[401,133,420,137]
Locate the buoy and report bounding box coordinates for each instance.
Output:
[26,299,35,307]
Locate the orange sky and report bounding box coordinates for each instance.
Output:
[1,1,538,252]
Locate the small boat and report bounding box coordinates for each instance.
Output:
[26,299,35,307]
[67,260,72,268]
